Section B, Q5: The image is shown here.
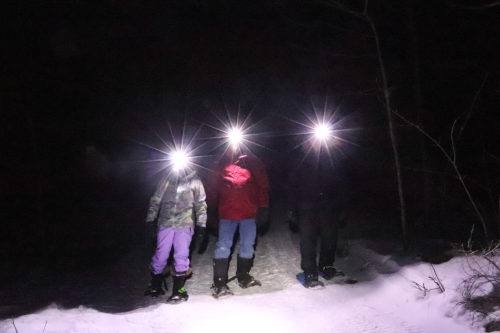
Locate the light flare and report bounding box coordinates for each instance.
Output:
[202,112,267,156]
[227,127,244,150]
[287,96,358,168]
[135,122,213,179]
[313,123,333,142]
[170,149,190,172]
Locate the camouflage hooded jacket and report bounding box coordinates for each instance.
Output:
[146,171,207,229]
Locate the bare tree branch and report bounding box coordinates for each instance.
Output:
[412,265,445,296]
[11,319,18,333]
[487,152,500,164]
[446,0,500,10]
[319,0,368,21]
[393,110,489,241]
[363,0,369,15]
[451,118,459,164]
[457,73,488,139]
[320,0,408,244]
[430,264,446,292]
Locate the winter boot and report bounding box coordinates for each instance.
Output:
[167,273,189,304]
[304,272,324,288]
[211,258,233,298]
[319,266,344,280]
[144,273,166,297]
[236,256,261,289]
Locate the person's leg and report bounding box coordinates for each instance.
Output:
[299,209,319,275]
[238,218,256,259]
[146,227,174,296]
[172,227,194,274]
[298,208,324,287]
[236,218,261,288]
[318,206,340,279]
[168,228,193,304]
[214,219,238,259]
[151,227,175,274]
[212,219,237,297]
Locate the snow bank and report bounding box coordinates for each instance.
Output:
[0,225,489,333]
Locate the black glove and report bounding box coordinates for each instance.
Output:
[207,206,219,230]
[195,225,206,239]
[287,209,299,234]
[194,226,208,254]
[256,207,270,236]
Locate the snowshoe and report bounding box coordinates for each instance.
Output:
[144,287,165,297]
[167,287,189,304]
[212,258,232,298]
[237,275,262,289]
[318,268,358,285]
[341,278,358,284]
[319,266,345,280]
[144,273,166,297]
[296,272,324,289]
[211,284,233,299]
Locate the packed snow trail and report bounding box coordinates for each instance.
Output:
[0,218,484,332]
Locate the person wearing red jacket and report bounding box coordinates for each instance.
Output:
[206,150,269,298]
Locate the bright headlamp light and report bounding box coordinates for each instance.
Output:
[228,127,244,150]
[170,150,190,172]
[314,123,332,141]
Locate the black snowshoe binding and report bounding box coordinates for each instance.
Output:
[212,258,233,299]
[319,266,357,284]
[303,272,325,288]
[319,266,345,280]
[167,274,189,304]
[211,284,233,299]
[144,273,166,297]
[236,257,261,289]
[237,275,261,289]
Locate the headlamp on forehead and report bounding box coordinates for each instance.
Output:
[228,127,244,150]
[313,123,332,142]
[170,149,190,172]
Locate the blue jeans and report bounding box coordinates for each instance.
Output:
[214,219,256,259]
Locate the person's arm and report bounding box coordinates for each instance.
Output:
[205,162,220,208]
[146,174,169,222]
[253,159,269,208]
[193,178,208,228]
[251,158,270,234]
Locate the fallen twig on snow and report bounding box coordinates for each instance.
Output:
[11,319,19,333]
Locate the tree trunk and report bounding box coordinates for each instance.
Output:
[408,0,430,236]
[367,18,408,245]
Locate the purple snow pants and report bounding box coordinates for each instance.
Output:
[151,227,193,275]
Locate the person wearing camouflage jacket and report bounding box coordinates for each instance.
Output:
[144,170,207,303]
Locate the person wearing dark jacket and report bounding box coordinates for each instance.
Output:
[206,150,269,298]
[288,150,349,288]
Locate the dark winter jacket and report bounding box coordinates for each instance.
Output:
[288,155,349,211]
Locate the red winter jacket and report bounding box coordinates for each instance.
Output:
[206,153,269,221]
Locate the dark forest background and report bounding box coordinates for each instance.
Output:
[2,0,500,285]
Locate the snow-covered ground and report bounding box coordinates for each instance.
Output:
[0,220,492,333]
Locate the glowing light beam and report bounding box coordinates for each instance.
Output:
[170,149,190,172]
[313,123,333,142]
[227,126,244,150]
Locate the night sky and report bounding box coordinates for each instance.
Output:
[2,0,500,287]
